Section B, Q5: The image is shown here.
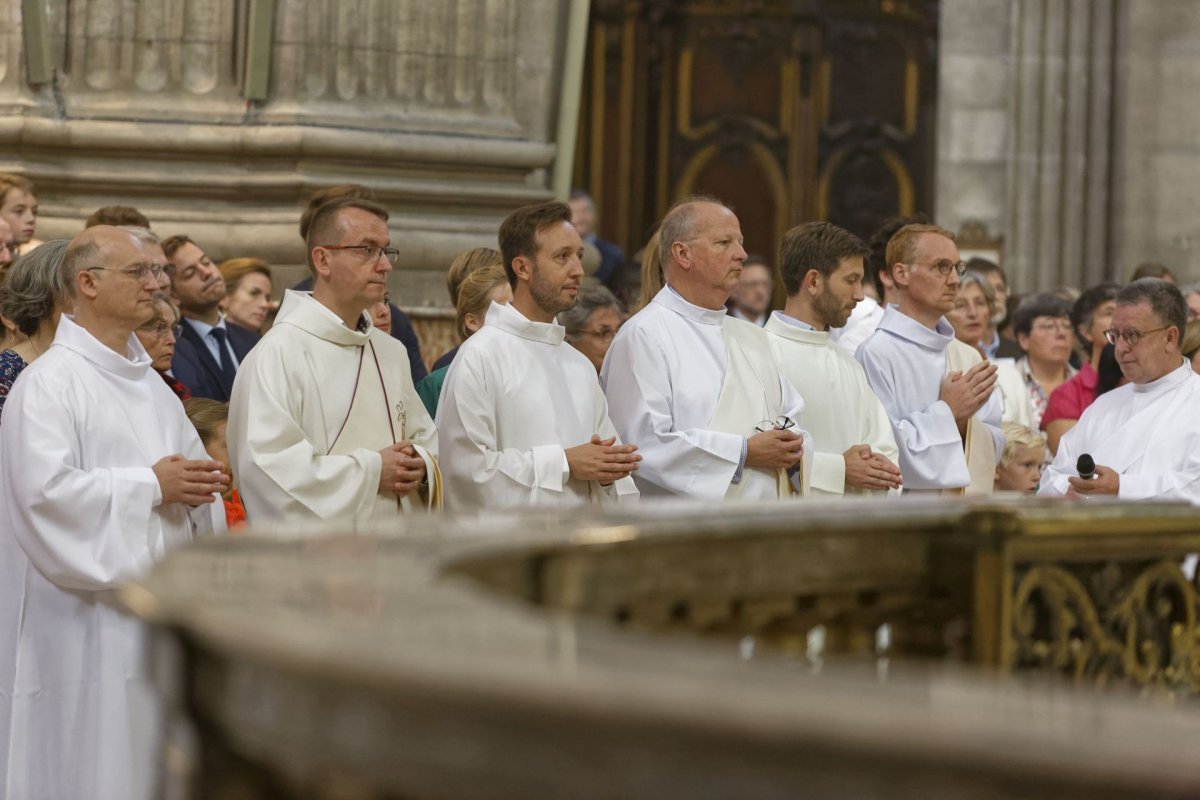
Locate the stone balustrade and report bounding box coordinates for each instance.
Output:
[125,497,1200,798]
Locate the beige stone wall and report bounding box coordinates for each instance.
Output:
[0,0,574,308]
[1112,0,1200,283]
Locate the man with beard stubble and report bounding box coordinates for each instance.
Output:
[436,201,640,509]
[164,235,259,401]
[764,222,902,497]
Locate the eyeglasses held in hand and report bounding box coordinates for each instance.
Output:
[755,416,796,433]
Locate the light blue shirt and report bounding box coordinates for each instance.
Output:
[184,316,240,368]
[771,310,818,331]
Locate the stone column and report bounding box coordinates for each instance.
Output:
[937,0,1119,293]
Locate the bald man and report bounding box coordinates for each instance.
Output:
[601,197,811,502]
[0,225,227,800]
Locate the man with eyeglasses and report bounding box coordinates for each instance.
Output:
[228,197,441,526]
[0,225,228,800]
[602,197,811,501]
[1040,279,1200,502]
[856,223,1003,494]
[163,234,260,401]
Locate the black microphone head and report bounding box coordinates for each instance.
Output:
[1077,454,1095,475]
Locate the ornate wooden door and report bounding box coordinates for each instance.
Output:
[575,0,939,269]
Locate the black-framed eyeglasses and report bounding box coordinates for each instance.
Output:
[755,415,796,433]
[913,259,968,277]
[320,244,400,265]
[1103,325,1170,347]
[88,263,164,282]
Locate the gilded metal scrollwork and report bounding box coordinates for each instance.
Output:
[1011,559,1200,693]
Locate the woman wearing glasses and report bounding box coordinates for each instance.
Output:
[134,292,190,401]
[561,285,625,373]
[0,239,69,424]
[1010,292,1076,431]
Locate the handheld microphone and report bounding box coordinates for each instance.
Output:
[1076,454,1096,481]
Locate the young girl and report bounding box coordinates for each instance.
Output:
[0,174,40,256]
[183,398,247,530]
[994,423,1046,494]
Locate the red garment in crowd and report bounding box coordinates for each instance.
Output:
[224,489,247,531]
[1040,362,1097,429]
[158,370,192,401]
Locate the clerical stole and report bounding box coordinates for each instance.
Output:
[944,339,997,495]
[709,320,808,499]
[328,341,443,515]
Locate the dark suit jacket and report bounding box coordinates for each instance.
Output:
[591,237,625,287]
[291,277,427,385]
[172,319,260,402]
[995,337,1024,360]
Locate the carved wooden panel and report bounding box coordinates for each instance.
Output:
[576,0,939,266]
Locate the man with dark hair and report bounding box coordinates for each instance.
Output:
[568,188,625,286]
[765,222,901,496]
[228,197,441,526]
[1040,279,1200,502]
[84,205,151,229]
[0,225,226,800]
[832,213,929,357]
[438,200,638,508]
[164,233,259,400]
[1010,292,1075,430]
[294,185,427,384]
[603,196,810,501]
[855,223,1003,494]
[728,254,772,326]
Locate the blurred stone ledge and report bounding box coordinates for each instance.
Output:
[124,497,1200,799]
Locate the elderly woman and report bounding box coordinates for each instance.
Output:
[134,291,190,401]
[1011,292,1076,430]
[0,239,70,423]
[1040,283,1119,455]
[561,285,625,373]
[415,264,512,417]
[945,271,1033,429]
[219,256,274,333]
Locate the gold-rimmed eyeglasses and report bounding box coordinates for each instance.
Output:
[912,259,968,277]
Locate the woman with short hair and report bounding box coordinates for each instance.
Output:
[0,239,70,423]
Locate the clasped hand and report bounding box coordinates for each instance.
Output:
[745,428,804,470]
[940,360,998,423]
[378,440,427,497]
[153,454,230,506]
[843,444,902,491]
[565,435,641,483]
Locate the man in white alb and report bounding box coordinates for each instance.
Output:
[1040,279,1200,502]
[228,197,440,528]
[0,226,228,800]
[855,223,1003,494]
[437,201,639,509]
[765,221,902,497]
[602,196,810,502]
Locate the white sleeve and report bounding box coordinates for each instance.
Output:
[601,325,743,499]
[437,348,568,510]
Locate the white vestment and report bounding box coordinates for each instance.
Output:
[765,312,900,497]
[856,306,1003,493]
[0,316,223,800]
[437,302,638,510]
[1039,360,1200,502]
[228,290,439,530]
[601,286,810,502]
[831,294,885,357]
